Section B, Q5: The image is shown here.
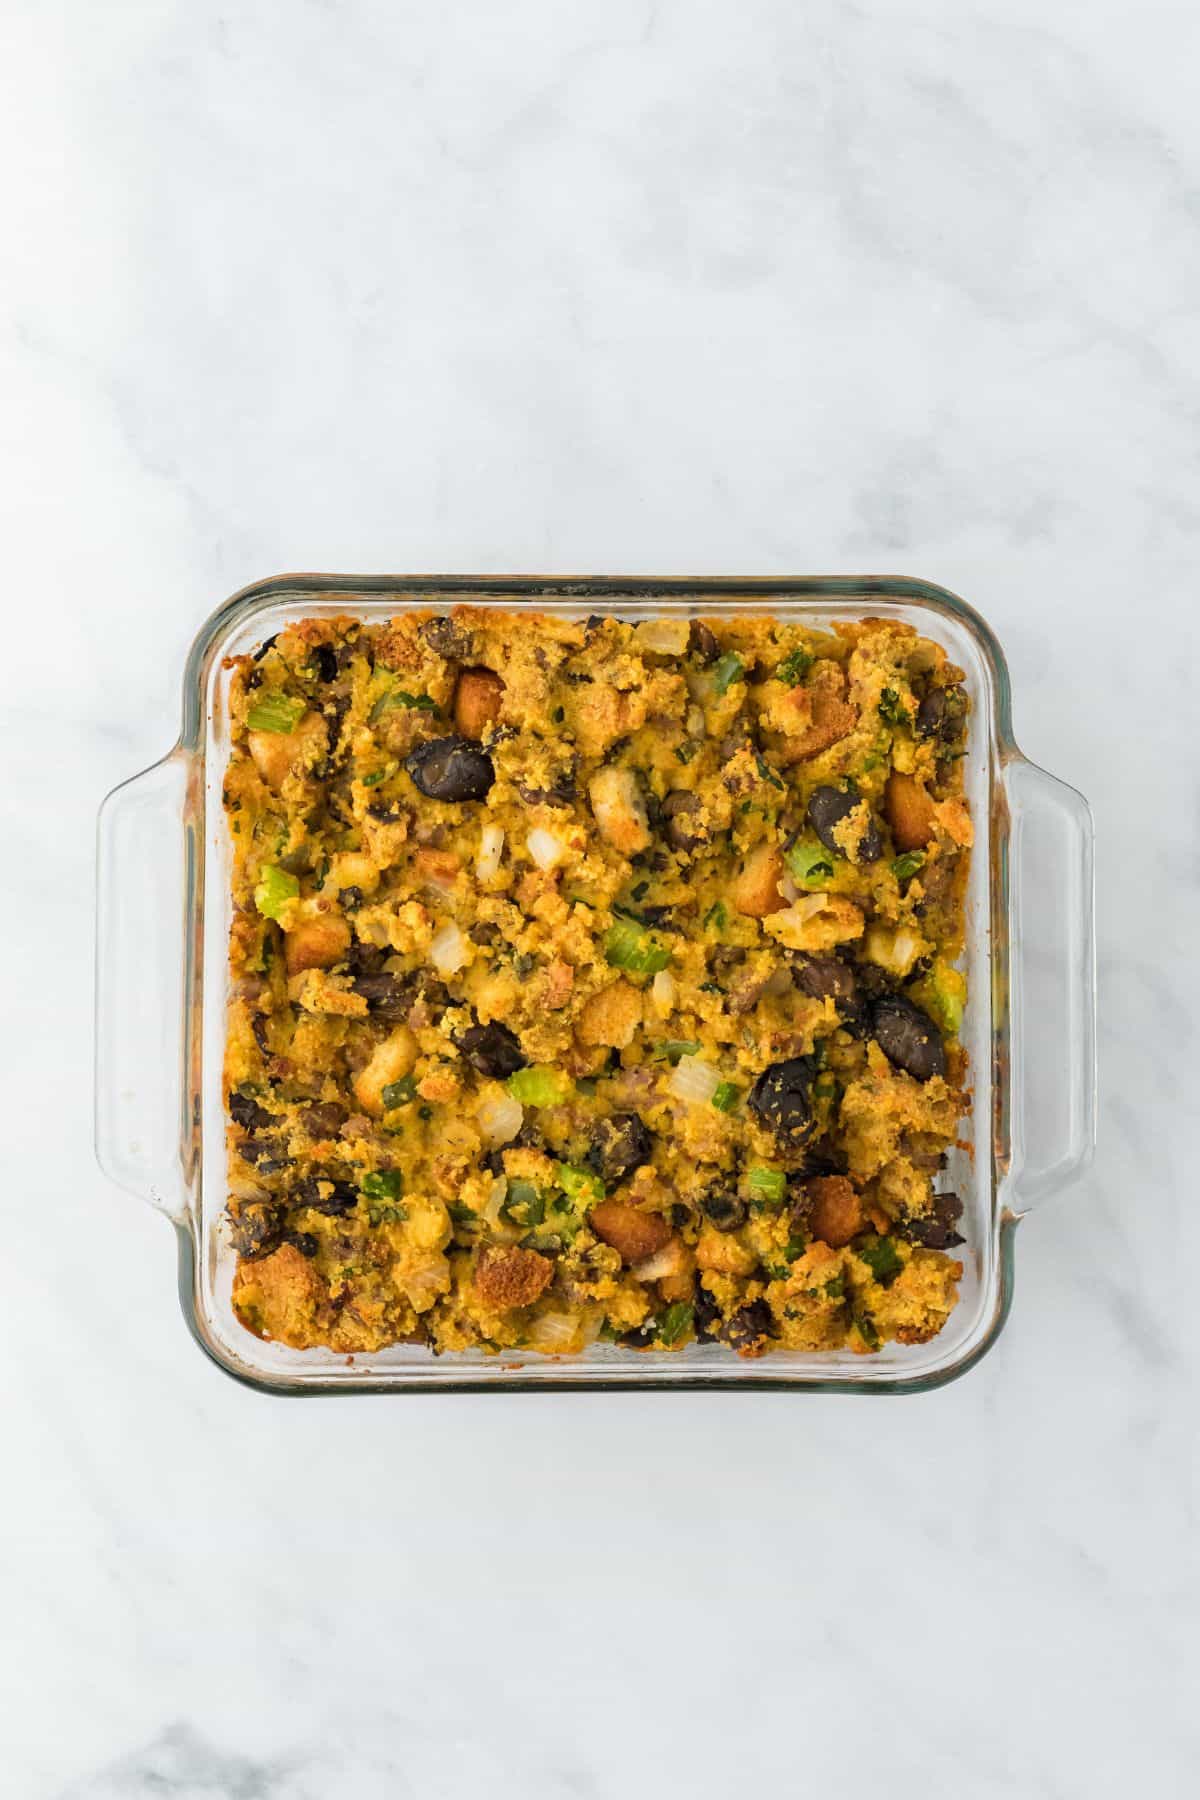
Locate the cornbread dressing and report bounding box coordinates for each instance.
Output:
[223,609,970,1359]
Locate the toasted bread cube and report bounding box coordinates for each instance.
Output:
[885,772,936,851]
[589,1202,673,1265]
[284,913,351,975]
[353,1026,419,1117]
[474,1245,553,1310]
[577,979,642,1049]
[588,767,652,857]
[454,668,505,737]
[733,843,787,917]
[247,711,327,791]
[807,1176,863,1249]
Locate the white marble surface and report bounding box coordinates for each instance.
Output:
[2,0,1196,1793]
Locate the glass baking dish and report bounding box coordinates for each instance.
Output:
[95,574,1095,1394]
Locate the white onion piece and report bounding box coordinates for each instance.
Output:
[430,919,469,975]
[651,969,676,1015]
[476,823,505,883]
[632,1243,683,1281]
[864,924,925,977]
[527,826,566,870]
[525,1310,581,1352]
[779,873,799,904]
[669,1057,721,1107]
[401,1252,450,1312]
[686,704,706,739]
[476,1087,524,1147]
[635,618,690,655]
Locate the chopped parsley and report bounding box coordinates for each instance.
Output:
[776,645,814,686]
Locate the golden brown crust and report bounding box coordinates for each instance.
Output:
[473,1246,553,1310]
[221,609,970,1358]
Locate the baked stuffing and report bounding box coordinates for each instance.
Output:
[222,608,970,1358]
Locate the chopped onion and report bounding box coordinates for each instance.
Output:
[476,1087,524,1147]
[669,1056,722,1108]
[401,1252,450,1312]
[632,1242,684,1281]
[430,919,469,975]
[864,923,925,978]
[779,873,799,904]
[525,1310,581,1353]
[651,969,676,1016]
[475,824,505,883]
[686,704,706,739]
[527,826,566,870]
[635,618,690,655]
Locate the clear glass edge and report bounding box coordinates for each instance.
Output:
[132,571,1029,1395]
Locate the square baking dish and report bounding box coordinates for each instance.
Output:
[96,574,1095,1393]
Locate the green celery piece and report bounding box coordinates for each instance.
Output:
[653,1039,700,1066]
[381,1076,417,1109]
[556,1163,604,1206]
[246,692,306,734]
[710,1081,741,1113]
[784,837,834,888]
[506,1065,573,1107]
[891,850,927,881]
[703,901,727,932]
[747,1166,787,1204]
[253,864,299,919]
[603,918,671,975]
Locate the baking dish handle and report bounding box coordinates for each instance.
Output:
[1001,757,1097,1213]
[95,752,192,1221]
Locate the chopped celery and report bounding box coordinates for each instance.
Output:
[246,692,305,734]
[747,1166,787,1205]
[381,1075,417,1109]
[653,1039,700,1066]
[784,837,834,888]
[603,917,671,975]
[710,1080,741,1113]
[711,651,745,696]
[253,863,299,919]
[506,1065,573,1107]
[556,1163,604,1205]
[703,901,727,932]
[924,961,966,1035]
[891,850,927,882]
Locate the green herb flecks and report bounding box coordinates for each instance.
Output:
[711,651,745,696]
[856,1235,904,1287]
[656,1302,694,1347]
[381,1075,417,1110]
[776,645,814,686]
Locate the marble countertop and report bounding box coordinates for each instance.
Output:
[3,1,1196,1794]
